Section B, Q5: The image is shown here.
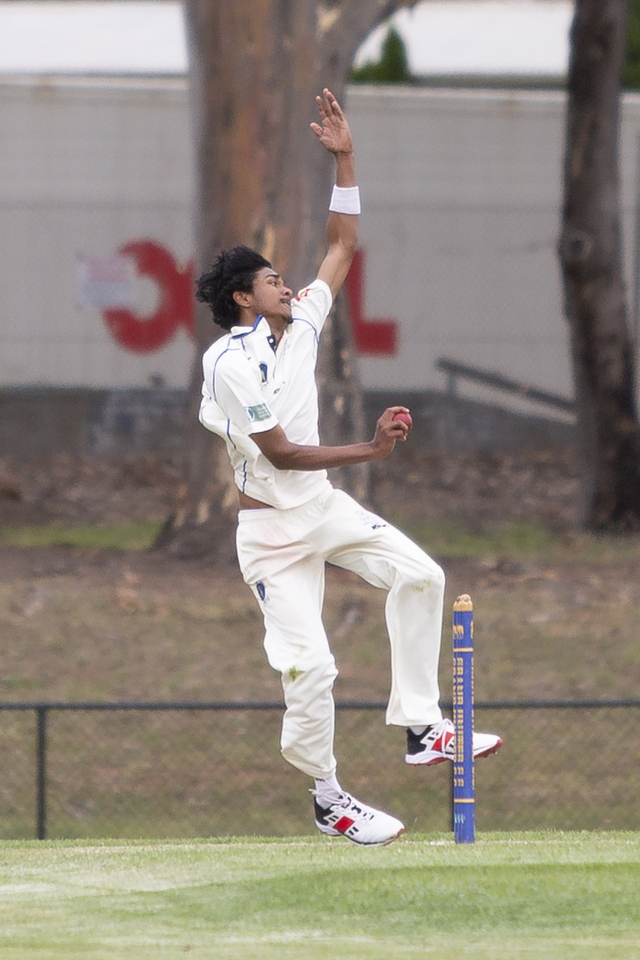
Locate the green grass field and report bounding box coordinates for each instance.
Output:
[1,833,639,960]
[2,516,640,562]
[0,522,162,551]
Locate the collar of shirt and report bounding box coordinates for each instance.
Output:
[230,315,270,339]
[230,316,291,353]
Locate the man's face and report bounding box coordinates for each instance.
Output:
[249,268,292,322]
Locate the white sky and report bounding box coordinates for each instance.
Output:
[355,1,573,76]
[0,0,573,76]
[0,2,187,73]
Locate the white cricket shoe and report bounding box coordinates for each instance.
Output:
[313,792,404,846]
[405,717,502,766]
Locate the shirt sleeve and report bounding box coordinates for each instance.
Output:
[211,351,279,436]
[290,278,333,334]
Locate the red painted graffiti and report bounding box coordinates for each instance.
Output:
[102,240,195,354]
[102,241,397,357]
[344,248,398,356]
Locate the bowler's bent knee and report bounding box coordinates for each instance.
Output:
[279,656,339,778]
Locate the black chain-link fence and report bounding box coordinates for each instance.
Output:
[1,701,639,839]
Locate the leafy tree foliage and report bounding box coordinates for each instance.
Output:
[351,26,412,84]
[623,0,640,87]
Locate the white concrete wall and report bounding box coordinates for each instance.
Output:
[0,77,195,389]
[349,86,640,415]
[1,78,639,414]
[350,87,570,403]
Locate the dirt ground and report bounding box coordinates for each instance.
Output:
[0,441,582,594]
[0,442,580,532]
[1,443,639,707]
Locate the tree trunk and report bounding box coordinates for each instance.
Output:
[158,0,415,557]
[559,0,640,531]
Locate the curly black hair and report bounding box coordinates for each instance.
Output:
[195,246,272,330]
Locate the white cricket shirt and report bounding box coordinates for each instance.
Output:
[199,278,333,509]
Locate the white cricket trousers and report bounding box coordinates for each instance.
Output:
[236,487,445,780]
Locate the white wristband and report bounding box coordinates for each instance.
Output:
[329,185,361,215]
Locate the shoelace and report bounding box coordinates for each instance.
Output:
[424,722,454,748]
[313,791,375,822]
[333,795,374,822]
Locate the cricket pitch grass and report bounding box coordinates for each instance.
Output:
[1,832,639,960]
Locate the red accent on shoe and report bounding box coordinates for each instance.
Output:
[434,730,454,753]
[334,816,355,833]
[419,728,455,765]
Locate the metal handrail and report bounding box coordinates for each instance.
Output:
[436,357,576,412]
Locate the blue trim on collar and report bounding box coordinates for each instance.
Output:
[231,315,264,339]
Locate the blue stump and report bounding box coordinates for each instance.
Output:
[453,595,475,844]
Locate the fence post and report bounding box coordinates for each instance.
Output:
[36,706,47,840]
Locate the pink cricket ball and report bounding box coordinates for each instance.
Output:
[393,411,412,430]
